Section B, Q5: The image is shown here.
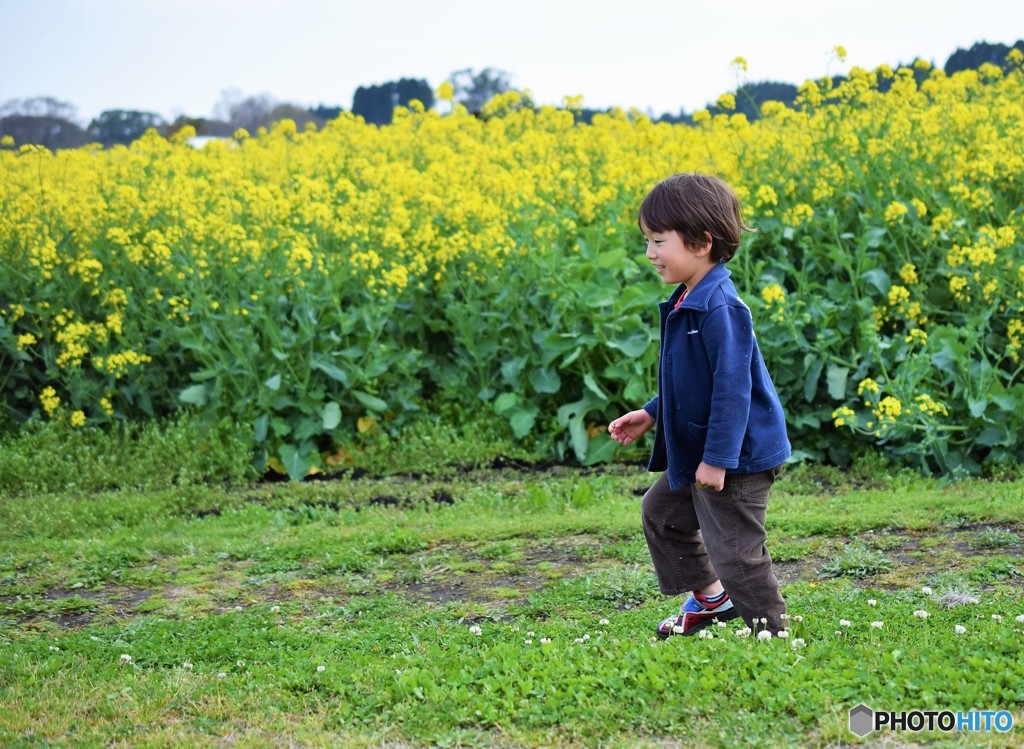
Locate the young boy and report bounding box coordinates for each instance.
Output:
[608,173,791,637]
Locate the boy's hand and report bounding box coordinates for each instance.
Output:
[695,461,726,492]
[608,409,655,446]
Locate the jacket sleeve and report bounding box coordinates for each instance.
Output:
[700,304,753,469]
[643,396,659,420]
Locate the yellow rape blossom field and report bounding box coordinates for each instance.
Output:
[2,55,1023,478]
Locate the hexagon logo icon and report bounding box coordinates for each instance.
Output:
[849,703,874,737]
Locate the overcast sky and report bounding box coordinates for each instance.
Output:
[2,0,1021,125]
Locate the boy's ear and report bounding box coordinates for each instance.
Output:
[694,231,714,256]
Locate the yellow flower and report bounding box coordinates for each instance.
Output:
[884,201,908,223]
[948,276,970,301]
[899,263,918,285]
[875,396,903,419]
[782,203,814,227]
[70,410,86,427]
[905,328,927,345]
[857,378,880,396]
[887,284,910,307]
[832,405,856,428]
[761,284,786,306]
[833,45,848,62]
[731,56,749,72]
[1,134,13,147]
[914,394,948,416]
[17,333,37,349]
[561,95,584,111]
[716,94,736,111]
[437,81,455,102]
[796,80,823,108]
[755,185,778,207]
[40,387,60,416]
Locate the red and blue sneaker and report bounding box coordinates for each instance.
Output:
[656,590,740,638]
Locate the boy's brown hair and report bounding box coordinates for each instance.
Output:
[638,173,752,263]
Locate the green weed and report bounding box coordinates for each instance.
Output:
[818,544,894,579]
[968,526,1021,550]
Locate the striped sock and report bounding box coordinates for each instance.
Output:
[704,590,726,604]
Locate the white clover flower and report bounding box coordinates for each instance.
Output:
[698,629,713,640]
[791,638,806,649]
[236,660,245,668]
[316,665,326,673]
[777,630,789,639]
[524,639,533,645]
[49,646,60,652]
[735,627,752,638]
[756,630,772,642]
[119,654,132,665]
[954,625,967,635]
[922,587,933,595]
[599,619,610,626]
[780,613,790,621]
[575,637,586,644]
[792,615,803,622]
[840,619,852,628]
[234,606,243,612]
[867,599,877,607]
[913,610,929,619]
[992,614,1003,623]
[183,661,193,670]
[672,625,685,634]
[270,606,280,614]
[582,633,590,641]
[217,672,227,679]
[716,620,727,628]
[527,631,535,637]
[469,625,482,636]
[835,630,843,636]
[540,637,552,645]
[760,617,768,625]
[871,621,884,629]
[1016,615,1024,624]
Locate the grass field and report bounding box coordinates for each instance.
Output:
[2,444,1024,747]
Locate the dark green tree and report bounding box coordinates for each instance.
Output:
[0,97,88,149]
[0,115,88,149]
[352,78,434,125]
[945,39,1024,73]
[88,110,165,147]
[310,104,344,121]
[163,115,234,139]
[732,82,799,120]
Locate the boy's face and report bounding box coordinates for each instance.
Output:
[641,223,714,287]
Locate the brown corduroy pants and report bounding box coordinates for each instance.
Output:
[641,468,786,633]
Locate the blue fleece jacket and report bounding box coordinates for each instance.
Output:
[643,263,791,489]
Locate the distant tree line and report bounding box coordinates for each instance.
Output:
[3,42,1021,150]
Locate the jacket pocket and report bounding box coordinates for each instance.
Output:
[686,422,709,451]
